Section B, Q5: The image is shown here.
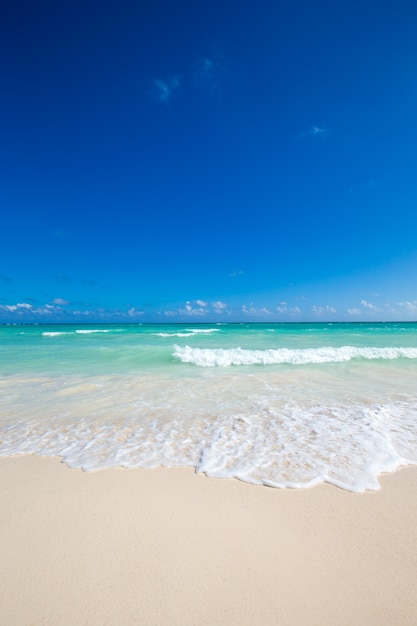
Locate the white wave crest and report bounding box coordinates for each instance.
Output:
[173,345,417,367]
[153,328,220,338]
[43,329,115,337]
[185,328,220,334]
[75,329,111,334]
[152,332,197,337]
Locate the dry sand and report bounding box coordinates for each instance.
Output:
[1,456,416,626]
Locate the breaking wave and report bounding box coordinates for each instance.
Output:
[173,345,417,366]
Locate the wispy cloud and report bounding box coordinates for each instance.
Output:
[163,300,228,317]
[347,307,361,315]
[241,304,271,316]
[360,299,377,310]
[230,270,244,278]
[397,300,417,313]
[127,307,144,317]
[276,305,301,315]
[52,298,70,306]
[211,301,228,314]
[165,301,209,317]
[295,125,329,140]
[150,52,226,106]
[192,56,225,95]
[310,125,327,136]
[0,302,33,312]
[193,57,215,89]
[312,305,337,315]
[0,302,33,313]
[51,273,72,284]
[151,76,181,104]
[0,302,147,321]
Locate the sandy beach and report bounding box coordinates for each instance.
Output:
[1,456,416,626]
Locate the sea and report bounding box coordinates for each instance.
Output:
[1,322,417,492]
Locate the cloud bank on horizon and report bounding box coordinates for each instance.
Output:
[2,295,417,323]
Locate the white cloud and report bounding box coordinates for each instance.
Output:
[0,303,55,315]
[211,301,228,313]
[347,307,361,315]
[241,304,271,316]
[52,298,69,306]
[312,305,337,315]
[152,76,180,103]
[0,302,32,312]
[127,308,144,317]
[230,270,244,277]
[276,306,301,315]
[360,300,377,310]
[161,300,208,317]
[397,300,417,313]
[169,301,209,317]
[0,302,147,321]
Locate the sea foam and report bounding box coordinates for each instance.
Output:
[173,345,417,366]
[75,329,112,334]
[1,373,416,492]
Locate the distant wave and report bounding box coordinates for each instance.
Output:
[185,328,220,334]
[42,329,116,337]
[173,345,417,366]
[153,332,198,337]
[153,328,220,338]
[75,329,112,334]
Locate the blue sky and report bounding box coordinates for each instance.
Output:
[1,0,417,322]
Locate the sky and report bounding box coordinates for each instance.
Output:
[1,0,417,323]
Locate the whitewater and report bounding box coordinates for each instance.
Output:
[1,322,416,492]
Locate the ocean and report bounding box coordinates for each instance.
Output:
[1,322,416,491]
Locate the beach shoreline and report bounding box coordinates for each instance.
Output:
[1,456,416,625]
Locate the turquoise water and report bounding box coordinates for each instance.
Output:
[1,322,417,491]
